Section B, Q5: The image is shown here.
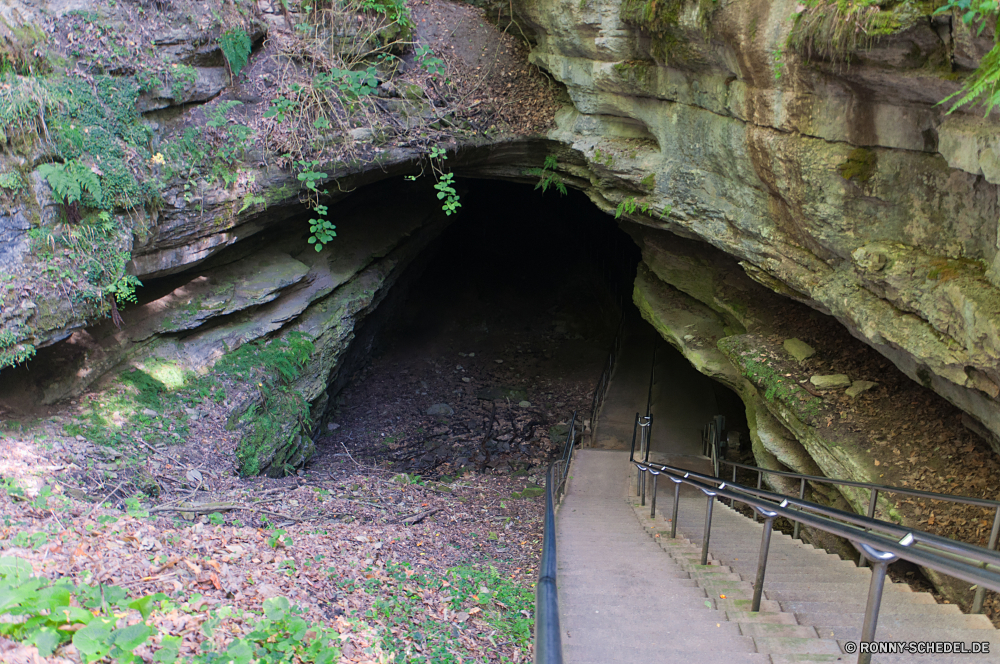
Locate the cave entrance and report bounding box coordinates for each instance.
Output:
[313,179,746,480]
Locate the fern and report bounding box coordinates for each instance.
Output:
[526,154,568,196]
[37,160,103,208]
[220,28,252,78]
[942,42,1000,115]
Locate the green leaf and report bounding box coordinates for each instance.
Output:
[152,635,181,663]
[110,623,153,653]
[0,557,33,584]
[220,28,252,78]
[263,595,290,621]
[31,626,62,656]
[223,638,254,664]
[73,617,114,660]
[128,593,165,620]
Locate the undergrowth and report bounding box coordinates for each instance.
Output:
[740,356,824,420]
[0,556,341,663]
[0,553,534,663]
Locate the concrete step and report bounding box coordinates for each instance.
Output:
[751,637,843,655]
[739,623,819,639]
[561,643,770,663]
[717,598,782,612]
[727,610,801,625]
[818,624,1000,643]
[780,599,946,615]
[797,611,993,630]
[764,587,935,604]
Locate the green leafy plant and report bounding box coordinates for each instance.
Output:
[219,27,252,79]
[124,496,149,519]
[0,558,340,663]
[0,330,35,370]
[416,44,446,79]
[772,47,785,80]
[268,529,293,548]
[426,145,461,216]
[932,0,1000,115]
[263,97,298,123]
[321,67,379,100]
[296,160,338,251]
[37,160,103,222]
[0,171,24,193]
[526,154,568,196]
[615,196,670,220]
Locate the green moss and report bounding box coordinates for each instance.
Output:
[618,0,713,64]
[788,0,937,62]
[234,386,311,478]
[620,0,682,33]
[0,329,35,369]
[837,147,877,183]
[640,172,656,190]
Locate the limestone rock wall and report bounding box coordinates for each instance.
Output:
[513,0,1000,451]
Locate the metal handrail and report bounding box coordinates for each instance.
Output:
[588,313,625,439]
[719,457,1000,612]
[635,459,1000,664]
[674,464,1000,569]
[556,411,578,498]
[534,463,562,664]
[721,459,1000,509]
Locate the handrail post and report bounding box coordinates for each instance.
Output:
[650,471,659,517]
[700,487,718,565]
[792,478,806,540]
[629,413,639,463]
[972,506,1000,613]
[644,414,653,463]
[856,542,898,664]
[670,477,682,538]
[730,463,737,508]
[755,471,762,522]
[859,489,879,568]
[752,505,779,612]
[640,466,647,506]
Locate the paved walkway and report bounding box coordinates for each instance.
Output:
[556,449,768,663]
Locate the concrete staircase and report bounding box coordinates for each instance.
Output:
[563,314,1000,662]
[627,479,1000,663]
[555,450,1000,663]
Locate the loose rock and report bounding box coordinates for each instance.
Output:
[846,380,878,398]
[783,338,816,362]
[810,374,851,390]
[426,403,455,416]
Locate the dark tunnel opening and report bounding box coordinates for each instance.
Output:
[314,179,749,478]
